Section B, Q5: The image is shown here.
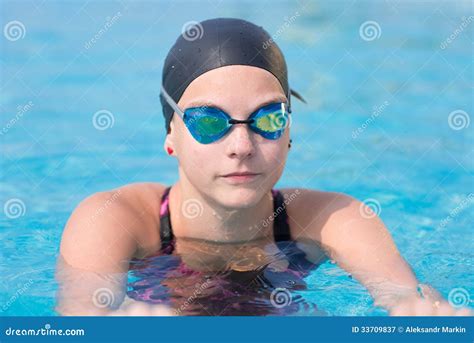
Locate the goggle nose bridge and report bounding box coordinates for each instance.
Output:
[228,118,255,125]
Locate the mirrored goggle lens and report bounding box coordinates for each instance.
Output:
[183,108,229,143]
[252,103,289,135]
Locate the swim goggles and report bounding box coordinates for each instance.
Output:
[160,85,292,144]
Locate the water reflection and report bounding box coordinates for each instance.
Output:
[127,238,328,316]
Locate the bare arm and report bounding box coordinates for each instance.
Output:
[312,192,471,315]
[56,189,172,316]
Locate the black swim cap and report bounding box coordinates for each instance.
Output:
[160,17,304,133]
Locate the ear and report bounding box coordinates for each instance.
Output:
[164,121,176,156]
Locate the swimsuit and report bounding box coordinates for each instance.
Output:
[127,186,327,315]
[158,186,325,273]
[159,187,292,253]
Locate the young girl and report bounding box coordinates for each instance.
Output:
[56,18,470,316]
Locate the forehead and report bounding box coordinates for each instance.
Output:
[178,65,287,113]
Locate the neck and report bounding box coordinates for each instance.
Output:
[169,180,275,243]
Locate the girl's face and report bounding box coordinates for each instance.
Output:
[165,65,290,209]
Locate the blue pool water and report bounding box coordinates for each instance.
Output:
[1,0,472,316]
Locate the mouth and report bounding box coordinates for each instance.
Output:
[220,171,262,184]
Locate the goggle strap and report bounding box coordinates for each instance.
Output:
[290,88,307,104]
[287,88,292,113]
[161,84,299,120]
[161,85,185,119]
[288,88,307,114]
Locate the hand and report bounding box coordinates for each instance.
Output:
[108,300,176,316]
[389,296,472,316]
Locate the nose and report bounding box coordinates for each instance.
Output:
[225,124,256,159]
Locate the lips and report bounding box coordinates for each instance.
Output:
[220,171,261,184]
[221,171,260,177]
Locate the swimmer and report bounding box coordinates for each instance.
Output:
[56,18,471,316]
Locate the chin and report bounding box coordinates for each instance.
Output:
[215,186,266,210]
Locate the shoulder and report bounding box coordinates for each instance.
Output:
[60,182,169,268]
[280,188,368,242]
[65,182,168,226]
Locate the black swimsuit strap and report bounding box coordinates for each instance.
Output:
[158,187,291,254]
[271,189,292,242]
[159,186,174,253]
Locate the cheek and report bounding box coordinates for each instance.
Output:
[265,129,289,160]
[185,147,213,169]
[175,121,201,161]
[177,134,217,181]
[260,139,289,176]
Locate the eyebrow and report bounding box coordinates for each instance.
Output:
[185,96,288,114]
